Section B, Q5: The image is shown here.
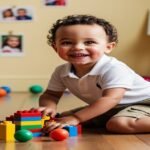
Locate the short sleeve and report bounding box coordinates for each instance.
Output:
[47,67,66,91]
[100,64,134,90]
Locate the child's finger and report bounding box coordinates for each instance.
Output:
[59,123,69,128]
[43,122,61,133]
[42,109,53,117]
[37,107,46,112]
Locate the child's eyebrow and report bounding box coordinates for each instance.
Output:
[59,38,72,41]
[84,38,96,40]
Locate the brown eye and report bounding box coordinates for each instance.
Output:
[61,41,72,45]
[85,41,96,45]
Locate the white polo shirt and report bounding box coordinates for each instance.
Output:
[47,54,150,104]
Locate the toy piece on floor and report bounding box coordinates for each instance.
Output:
[0,88,7,97]
[1,86,11,94]
[77,124,82,135]
[29,85,43,94]
[14,110,52,137]
[63,125,78,137]
[50,128,69,141]
[62,123,82,137]
[14,110,43,137]
[41,115,51,127]
[6,115,14,123]
[14,129,33,142]
[0,121,15,142]
[5,110,52,138]
[1,109,81,142]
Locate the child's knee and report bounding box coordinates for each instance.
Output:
[106,117,121,131]
[106,117,137,133]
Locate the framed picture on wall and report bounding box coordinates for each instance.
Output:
[14,7,34,21]
[0,7,15,22]
[43,0,67,6]
[0,34,24,56]
[0,6,34,22]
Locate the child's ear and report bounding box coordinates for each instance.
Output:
[105,42,116,54]
[51,42,57,52]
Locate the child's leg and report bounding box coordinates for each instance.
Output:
[106,104,150,133]
[106,116,150,133]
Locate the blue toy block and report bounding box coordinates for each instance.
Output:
[15,116,41,121]
[63,125,78,137]
[32,132,42,137]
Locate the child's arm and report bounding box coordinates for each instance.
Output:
[43,88,126,133]
[73,88,126,122]
[38,89,63,117]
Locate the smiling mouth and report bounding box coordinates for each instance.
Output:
[69,53,89,57]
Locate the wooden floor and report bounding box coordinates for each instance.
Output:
[0,92,150,150]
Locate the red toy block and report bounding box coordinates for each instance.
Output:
[77,124,82,134]
[6,115,14,122]
[29,128,42,133]
[14,110,42,117]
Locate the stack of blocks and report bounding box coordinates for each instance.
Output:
[0,110,82,142]
[13,110,43,137]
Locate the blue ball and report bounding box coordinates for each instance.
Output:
[1,86,11,93]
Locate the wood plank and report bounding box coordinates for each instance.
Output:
[103,134,150,150]
[136,134,150,146]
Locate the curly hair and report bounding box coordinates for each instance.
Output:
[47,14,118,45]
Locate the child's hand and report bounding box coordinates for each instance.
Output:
[43,115,80,133]
[31,106,57,118]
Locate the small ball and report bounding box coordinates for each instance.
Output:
[0,88,7,97]
[29,85,43,94]
[1,86,11,93]
[14,130,33,142]
[50,128,69,141]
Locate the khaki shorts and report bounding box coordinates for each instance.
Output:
[113,99,150,119]
[66,99,150,128]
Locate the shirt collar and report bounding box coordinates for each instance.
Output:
[88,54,111,75]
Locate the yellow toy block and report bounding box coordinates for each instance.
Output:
[41,116,51,127]
[14,120,42,126]
[0,121,15,142]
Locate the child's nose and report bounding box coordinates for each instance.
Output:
[73,43,84,50]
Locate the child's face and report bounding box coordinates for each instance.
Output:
[53,24,115,67]
[7,37,20,48]
[4,10,13,17]
[17,10,26,17]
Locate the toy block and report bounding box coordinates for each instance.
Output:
[41,116,51,127]
[14,116,41,121]
[32,132,42,137]
[77,124,82,134]
[29,128,42,137]
[6,115,14,122]
[14,110,41,117]
[16,124,42,130]
[14,120,42,126]
[63,125,78,137]
[0,121,15,142]
[29,128,42,133]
